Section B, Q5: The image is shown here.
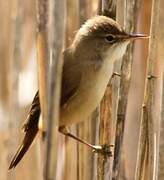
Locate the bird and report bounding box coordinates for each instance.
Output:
[9,15,148,169]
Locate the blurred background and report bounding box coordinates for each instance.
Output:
[0,0,164,180]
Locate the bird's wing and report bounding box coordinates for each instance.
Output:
[9,48,81,169]
[60,49,82,106]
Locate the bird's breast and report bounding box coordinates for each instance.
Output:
[60,58,114,126]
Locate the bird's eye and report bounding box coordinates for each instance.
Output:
[105,35,115,43]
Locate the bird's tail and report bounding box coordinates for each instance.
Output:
[8,127,38,170]
[9,91,40,169]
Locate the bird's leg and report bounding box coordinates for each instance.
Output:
[59,126,113,156]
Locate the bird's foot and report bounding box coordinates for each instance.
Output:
[92,144,113,157]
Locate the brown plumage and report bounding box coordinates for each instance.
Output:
[9,15,146,169]
[8,16,127,169]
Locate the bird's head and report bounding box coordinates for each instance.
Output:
[72,16,148,63]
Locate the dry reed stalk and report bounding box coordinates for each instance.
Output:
[45,0,66,179]
[158,71,164,180]
[36,1,50,179]
[36,0,66,179]
[135,0,162,179]
[36,0,49,131]
[154,2,164,179]
[7,0,22,179]
[0,1,11,177]
[112,0,142,179]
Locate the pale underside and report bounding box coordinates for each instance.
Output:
[60,41,129,126]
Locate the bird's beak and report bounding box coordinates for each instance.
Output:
[125,33,149,41]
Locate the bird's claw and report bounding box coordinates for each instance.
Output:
[92,144,113,157]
